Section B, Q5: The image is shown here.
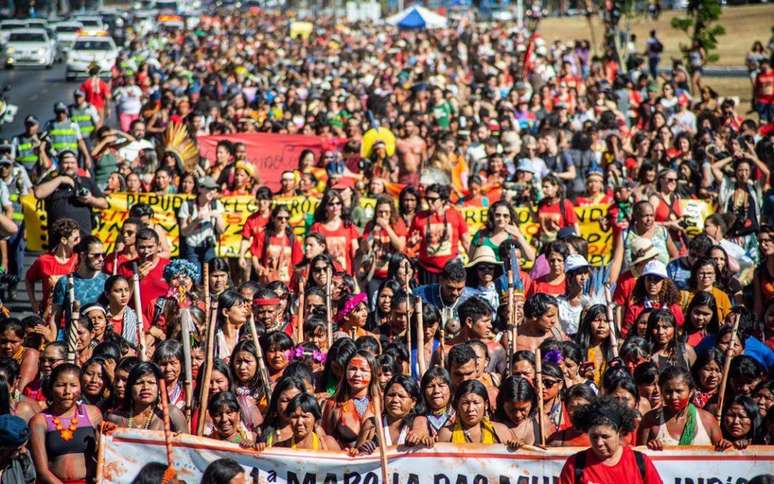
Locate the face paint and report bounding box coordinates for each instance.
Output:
[669,396,691,412]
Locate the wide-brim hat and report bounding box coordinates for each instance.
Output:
[466,245,503,269]
[630,239,661,266]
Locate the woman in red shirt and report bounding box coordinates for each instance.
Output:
[537,174,579,243]
[310,190,360,275]
[559,397,662,484]
[361,195,407,295]
[252,206,303,286]
[530,240,570,297]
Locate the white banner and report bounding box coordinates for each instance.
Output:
[98,428,774,483]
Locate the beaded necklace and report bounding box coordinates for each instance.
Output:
[52,406,80,441]
[128,406,155,430]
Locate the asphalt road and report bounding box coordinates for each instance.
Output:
[0,62,84,137]
[0,63,84,316]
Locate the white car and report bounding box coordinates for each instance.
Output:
[3,28,56,68]
[65,35,117,80]
[53,21,83,62]
[69,15,105,36]
[0,19,27,44]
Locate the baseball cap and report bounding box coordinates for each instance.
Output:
[0,415,29,447]
[24,115,38,125]
[54,102,68,113]
[565,254,590,272]
[516,158,535,174]
[73,89,85,98]
[641,260,668,279]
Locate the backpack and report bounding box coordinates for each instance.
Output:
[573,449,647,484]
[652,39,664,54]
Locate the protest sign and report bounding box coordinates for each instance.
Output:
[99,428,774,484]
[197,133,346,192]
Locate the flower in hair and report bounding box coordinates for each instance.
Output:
[544,349,563,365]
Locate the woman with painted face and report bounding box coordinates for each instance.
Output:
[637,365,723,449]
[321,350,380,450]
[29,363,103,484]
[252,206,303,286]
[559,397,663,484]
[622,260,683,338]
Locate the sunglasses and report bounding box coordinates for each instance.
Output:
[543,379,562,389]
[275,216,290,221]
[477,265,496,272]
[313,266,328,273]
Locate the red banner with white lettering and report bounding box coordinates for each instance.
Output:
[197,133,345,191]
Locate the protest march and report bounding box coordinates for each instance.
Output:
[0,1,773,483]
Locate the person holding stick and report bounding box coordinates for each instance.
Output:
[516,294,566,352]
[575,305,616,387]
[118,228,170,324]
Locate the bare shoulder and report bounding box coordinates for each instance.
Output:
[82,404,103,424]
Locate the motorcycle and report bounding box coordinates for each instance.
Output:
[0,86,18,130]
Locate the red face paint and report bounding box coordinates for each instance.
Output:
[667,396,691,412]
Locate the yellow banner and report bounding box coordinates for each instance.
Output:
[24,194,704,267]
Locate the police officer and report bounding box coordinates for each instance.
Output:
[69,89,100,145]
[43,102,92,170]
[10,115,50,182]
[0,155,30,299]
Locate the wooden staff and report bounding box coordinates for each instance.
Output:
[439,318,446,370]
[604,286,620,358]
[158,378,176,476]
[416,297,426,377]
[178,288,194,424]
[371,384,390,484]
[404,282,412,376]
[325,266,333,347]
[131,263,148,361]
[247,315,272,403]
[203,262,210,322]
[196,300,218,436]
[716,313,741,419]
[65,275,79,364]
[535,348,545,447]
[506,269,515,377]
[111,237,120,276]
[296,282,305,344]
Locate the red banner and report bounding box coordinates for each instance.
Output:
[197,133,345,191]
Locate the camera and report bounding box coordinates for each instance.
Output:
[73,180,90,198]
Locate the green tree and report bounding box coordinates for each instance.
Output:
[671,0,726,64]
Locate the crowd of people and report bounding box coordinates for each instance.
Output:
[0,6,773,484]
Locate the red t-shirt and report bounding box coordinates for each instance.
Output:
[118,258,170,312]
[559,447,663,484]
[363,219,408,279]
[612,270,636,306]
[25,253,79,310]
[530,274,567,297]
[251,232,304,284]
[310,221,360,275]
[623,302,684,337]
[241,212,270,241]
[79,77,110,110]
[103,251,136,275]
[410,208,469,274]
[537,199,577,235]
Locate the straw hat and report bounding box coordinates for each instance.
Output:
[466,245,502,269]
[630,238,661,267]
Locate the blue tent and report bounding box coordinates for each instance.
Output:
[386,6,449,29]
